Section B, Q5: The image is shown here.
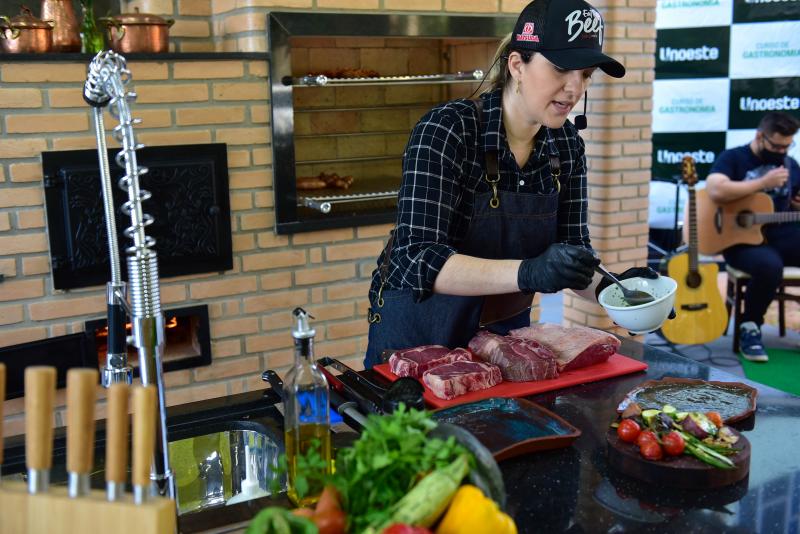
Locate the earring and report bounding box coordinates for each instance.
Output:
[516,79,521,94]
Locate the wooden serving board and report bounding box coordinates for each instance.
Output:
[606,427,750,488]
[373,353,647,409]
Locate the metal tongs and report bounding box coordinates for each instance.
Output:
[317,357,425,414]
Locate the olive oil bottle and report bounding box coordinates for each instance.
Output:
[283,307,331,506]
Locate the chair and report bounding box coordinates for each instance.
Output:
[725,265,800,352]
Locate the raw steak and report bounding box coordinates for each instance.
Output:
[510,323,619,372]
[388,345,472,378]
[422,360,502,400]
[468,330,558,382]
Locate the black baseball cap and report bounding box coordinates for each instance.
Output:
[511,0,625,78]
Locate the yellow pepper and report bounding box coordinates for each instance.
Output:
[435,484,517,534]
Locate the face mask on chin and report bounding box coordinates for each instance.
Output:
[760,147,787,166]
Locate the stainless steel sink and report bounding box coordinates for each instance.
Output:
[0,418,285,517]
[168,421,283,515]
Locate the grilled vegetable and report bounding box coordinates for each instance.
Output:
[641,409,662,427]
[706,411,723,428]
[621,402,642,420]
[435,485,517,534]
[681,412,718,439]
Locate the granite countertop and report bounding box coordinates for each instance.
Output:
[478,337,800,533]
[3,338,798,533]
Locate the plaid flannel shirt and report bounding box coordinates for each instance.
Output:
[370,88,592,303]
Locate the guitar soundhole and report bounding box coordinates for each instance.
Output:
[736,211,755,228]
[686,272,702,289]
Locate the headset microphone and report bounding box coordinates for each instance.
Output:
[574,91,588,130]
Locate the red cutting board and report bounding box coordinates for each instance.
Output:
[374,353,648,409]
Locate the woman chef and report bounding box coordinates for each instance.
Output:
[365,0,651,368]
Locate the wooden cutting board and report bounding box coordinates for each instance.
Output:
[373,353,647,409]
[606,427,751,488]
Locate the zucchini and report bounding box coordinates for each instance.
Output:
[378,454,470,529]
[642,409,662,426]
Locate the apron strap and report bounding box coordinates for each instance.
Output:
[473,98,502,209]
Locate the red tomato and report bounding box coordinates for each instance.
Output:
[640,440,664,461]
[617,419,641,443]
[662,431,685,456]
[314,508,346,534]
[636,430,658,448]
[706,411,723,429]
[382,525,433,534]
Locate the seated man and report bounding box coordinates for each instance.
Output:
[706,112,800,362]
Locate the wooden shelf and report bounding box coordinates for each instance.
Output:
[0,52,269,62]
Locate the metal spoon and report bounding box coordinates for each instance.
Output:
[595,265,655,306]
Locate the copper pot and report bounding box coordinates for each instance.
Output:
[0,6,54,53]
[99,9,174,54]
[40,0,80,52]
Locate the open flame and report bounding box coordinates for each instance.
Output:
[96,316,179,339]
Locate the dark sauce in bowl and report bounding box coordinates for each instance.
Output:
[619,381,756,422]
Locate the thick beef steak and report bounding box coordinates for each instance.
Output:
[422,360,502,400]
[468,330,558,382]
[388,345,472,378]
[510,323,619,372]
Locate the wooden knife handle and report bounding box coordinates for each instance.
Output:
[132,385,156,487]
[66,368,98,474]
[106,383,130,484]
[25,366,56,471]
[0,362,5,466]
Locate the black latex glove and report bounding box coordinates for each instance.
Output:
[518,243,600,294]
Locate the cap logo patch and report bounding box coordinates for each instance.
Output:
[565,9,604,46]
[516,21,540,42]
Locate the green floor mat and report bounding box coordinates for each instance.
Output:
[741,348,800,397]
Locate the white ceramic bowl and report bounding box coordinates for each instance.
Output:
[598,276,678,334]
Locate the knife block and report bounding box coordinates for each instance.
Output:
[0,482,176,534]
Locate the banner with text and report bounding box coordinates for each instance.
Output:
[652,0,800,210]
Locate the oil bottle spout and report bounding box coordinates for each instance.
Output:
[292,307,315,340]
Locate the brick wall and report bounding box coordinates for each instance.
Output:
[0,0,656,435]
[562,0,656,331]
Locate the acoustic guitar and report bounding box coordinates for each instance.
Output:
[661,156,729,345]
[694,191,800,255]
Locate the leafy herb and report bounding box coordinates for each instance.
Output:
[274,405,470,533]
[245,507,318,534]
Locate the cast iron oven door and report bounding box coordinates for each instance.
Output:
[42,143,233,290]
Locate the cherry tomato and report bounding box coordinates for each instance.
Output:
[662,431,685,456]
[639,440,664,461]
[706,411,723,429]
[617,419,642,443]
[314,508,347,534]
[636,430,658,448]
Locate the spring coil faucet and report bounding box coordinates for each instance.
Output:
[83,50,175,501]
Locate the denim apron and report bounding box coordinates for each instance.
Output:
[364,103,564,368]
